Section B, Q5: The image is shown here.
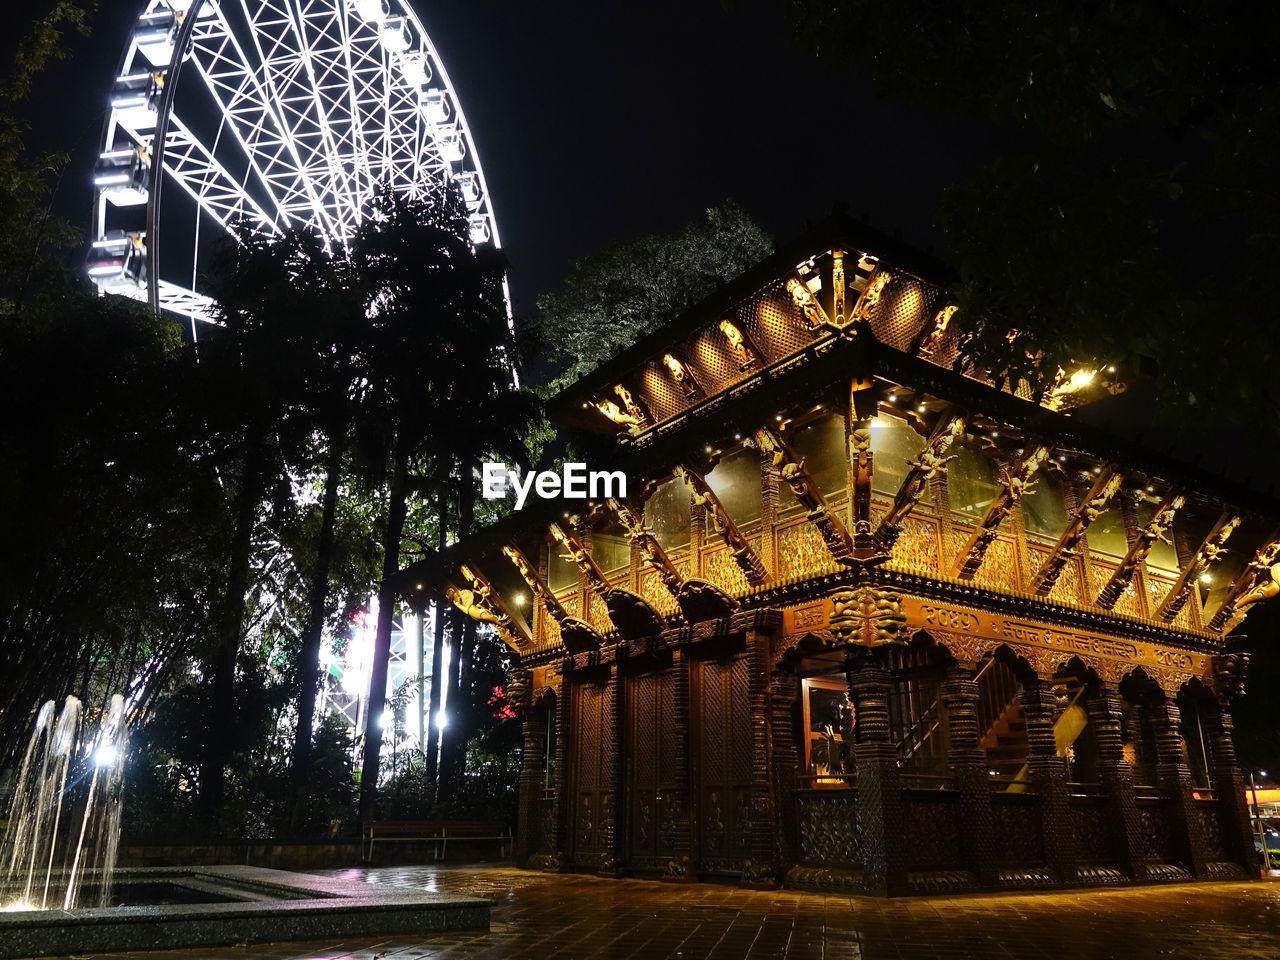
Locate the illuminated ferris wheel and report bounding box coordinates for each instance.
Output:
[88,0,502,329]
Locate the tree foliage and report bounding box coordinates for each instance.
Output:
[778,1,1279,426]
[532,201,773,391]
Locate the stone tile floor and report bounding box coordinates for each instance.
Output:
[44,865,1280,960]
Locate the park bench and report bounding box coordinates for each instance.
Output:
[361,819,511,863]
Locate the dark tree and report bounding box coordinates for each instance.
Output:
[778,0,1280,426]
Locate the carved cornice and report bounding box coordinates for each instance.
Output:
[745,563,1220,653]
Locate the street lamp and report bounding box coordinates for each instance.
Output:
[1249,770,1272,873]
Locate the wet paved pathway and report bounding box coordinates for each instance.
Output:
[51,864,1280,960]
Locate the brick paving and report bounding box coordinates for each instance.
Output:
[47,865,1280,960]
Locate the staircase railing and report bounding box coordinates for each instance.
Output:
[976,658,1019,745]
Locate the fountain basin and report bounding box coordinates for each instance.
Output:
[0,865,490,959]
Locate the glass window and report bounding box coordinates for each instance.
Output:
[646,475,692,554]
[706,448,762,526]
[548,543,578,592]
[788,415,848,501]
[591,519,631,575]
[947,442,1001,519]
[1022,473,1069,541]
[869,415,928,499]
[1088,504,1130,560]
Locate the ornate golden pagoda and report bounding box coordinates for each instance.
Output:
[407,216,1275,895]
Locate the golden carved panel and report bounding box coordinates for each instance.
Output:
[639,567,679,617]
[702,542,752,594]
[972,536,1018,592]
[587,591,613,633]
[541,607,561,648]
[884,515,940,576]
[1089,561,1144,618]
[559,593,580,619]
[778,521,841,582]
[1049,555,1086,604]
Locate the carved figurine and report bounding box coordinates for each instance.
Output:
[663,353,701,400]
[595,398,642,428]
[614,383,650,425]
[447,585,503,626]
[853,269,891,322]
[1234,560,1280,614]
[718,319,758,371]
[917,304,957,356]
[786,277,828,328]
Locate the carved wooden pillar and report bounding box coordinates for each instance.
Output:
[551,671,571,871]
[1205,698,1258,874]
[942,661,998,887]
[598,657,627,876]
[690,493,706,579]
[1086,682,1147,879]
[663,645,696,881]
[515,690,545,866]
[536,540,551,644]
[741,627,779,887]
[1010,503,1032,591]
[1151,698,1209,876]
[1019,681,1079,884]
[769,670,801,878]
[759,445,780,578]
[930,473,954,552]
[578,522,594,624]
[847,649,907,896]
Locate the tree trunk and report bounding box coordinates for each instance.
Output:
[436,468,477,803]
[290,425,346,815]
[200,443,264,818]
[356,434,410,827]
[424,485,449,787]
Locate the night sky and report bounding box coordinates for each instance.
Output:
[33,0,1001,317]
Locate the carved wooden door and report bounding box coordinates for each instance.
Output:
[693,649,753,876]
[627,661,678,870]
[570,678,612,870]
